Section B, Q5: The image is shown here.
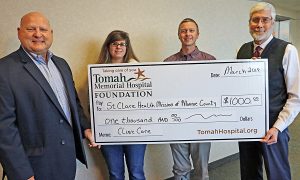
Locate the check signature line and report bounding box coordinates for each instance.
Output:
[185,114,232,120]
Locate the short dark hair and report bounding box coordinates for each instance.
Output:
[178,18,199,34]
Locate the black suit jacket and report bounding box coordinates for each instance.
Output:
[0,47,90,180]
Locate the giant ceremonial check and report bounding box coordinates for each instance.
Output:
[88,59,269,145]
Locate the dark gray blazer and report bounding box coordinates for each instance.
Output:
[0,47,90,180]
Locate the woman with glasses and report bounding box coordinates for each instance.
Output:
[98,30,146,180]
[99,30,139,64]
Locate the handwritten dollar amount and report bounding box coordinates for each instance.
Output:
[221,95,262,107]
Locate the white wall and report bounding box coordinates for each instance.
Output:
[2,0,295,179]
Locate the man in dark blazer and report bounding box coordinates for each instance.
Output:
[0,12,97,180]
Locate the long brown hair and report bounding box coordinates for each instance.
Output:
[98,30,139,64]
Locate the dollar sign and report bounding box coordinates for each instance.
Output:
[224,97,228,104]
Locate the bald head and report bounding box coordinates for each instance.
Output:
[20,12,51,28]
[18,12,53,59]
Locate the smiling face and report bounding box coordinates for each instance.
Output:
[178,21,199,48]
[109,40,127,63]
[249,9,274,45]
[18,12,53,58]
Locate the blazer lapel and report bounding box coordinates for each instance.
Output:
[18,48,68,120]
[52,56,80,128]
[52,57,77,111]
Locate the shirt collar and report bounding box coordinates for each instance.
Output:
[179,46,200,58]
[22,46,53,65]
[253,35,274,50]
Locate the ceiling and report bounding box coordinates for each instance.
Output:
[263,0,300,12]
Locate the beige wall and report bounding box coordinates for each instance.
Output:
[1,0,299,179]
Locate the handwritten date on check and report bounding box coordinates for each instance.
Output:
[88,59,269,145]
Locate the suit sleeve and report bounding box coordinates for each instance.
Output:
[0,66,34,180]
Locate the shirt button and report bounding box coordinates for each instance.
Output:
[59,119,64,123]
[61,140,65,145]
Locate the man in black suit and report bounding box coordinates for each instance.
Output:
[0,12,97,180]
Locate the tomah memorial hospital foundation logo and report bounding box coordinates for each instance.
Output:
[93,67,153,98]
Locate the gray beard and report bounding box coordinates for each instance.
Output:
[250,29,273,43]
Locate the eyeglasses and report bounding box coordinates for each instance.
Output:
[250,17,272,24]
[111,42,127,47]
